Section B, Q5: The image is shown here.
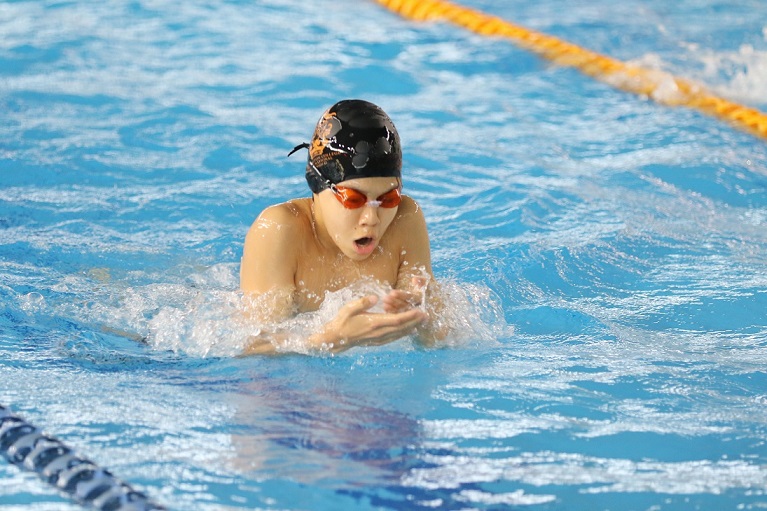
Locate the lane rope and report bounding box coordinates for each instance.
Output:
[1,404,166,511]
[374,0,767,141]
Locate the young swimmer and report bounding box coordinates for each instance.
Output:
[240,99,443,354]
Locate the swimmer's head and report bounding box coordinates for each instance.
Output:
[290,100,402,194]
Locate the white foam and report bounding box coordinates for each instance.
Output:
[631,44,767,109]
[84,264,512,357]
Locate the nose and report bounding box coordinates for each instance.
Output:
[358,203,380,226]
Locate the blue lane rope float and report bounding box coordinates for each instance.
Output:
[374,0,767,142]
[0,404,166,511]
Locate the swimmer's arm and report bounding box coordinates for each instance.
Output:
[386,198,449,345]
[415,283,449,347]
[240,204,299,323]
[239,206,299,356]
[241,295,427,356]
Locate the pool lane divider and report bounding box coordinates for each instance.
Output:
[374,0,767,142]
[0,404,166,511]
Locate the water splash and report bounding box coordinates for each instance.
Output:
[130,267,510,357]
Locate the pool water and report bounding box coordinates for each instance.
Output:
[2,0,767,509]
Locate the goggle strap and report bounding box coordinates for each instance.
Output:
[287,142,310,157]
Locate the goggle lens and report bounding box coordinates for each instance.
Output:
[332,186,402,209]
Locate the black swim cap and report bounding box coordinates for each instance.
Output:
[303,100,401,194]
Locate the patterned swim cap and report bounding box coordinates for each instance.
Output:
[303,100,401,193]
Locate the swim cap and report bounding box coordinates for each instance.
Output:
[303,100,401,194]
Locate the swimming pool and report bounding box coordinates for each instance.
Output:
[2,0,766,509]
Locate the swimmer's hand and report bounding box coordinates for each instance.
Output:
[388,276,449,347]
[311,294,427,353]
[382,276,429,314]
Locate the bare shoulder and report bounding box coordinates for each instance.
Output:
[243,199,311,261]
[245,199,313,245]
[389,194,434,286]
[241,198,312,294]
[251,199,310,229]
[391,195,428,233]
[388,195,431,260]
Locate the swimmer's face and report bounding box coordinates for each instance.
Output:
[315,176,400,261]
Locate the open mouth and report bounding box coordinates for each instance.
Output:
[355,237,374,248]
[352,235,377,256]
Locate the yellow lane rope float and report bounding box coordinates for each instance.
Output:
[374,0,767,141]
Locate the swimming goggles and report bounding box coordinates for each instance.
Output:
[307,157,402,210]
[330,182,402,209]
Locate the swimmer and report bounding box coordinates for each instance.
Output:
[240,99,444,354]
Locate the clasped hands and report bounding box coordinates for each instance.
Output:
[312,277,430,353]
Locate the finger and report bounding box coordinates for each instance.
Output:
[386,289,420,305]
[356,313,424,343]
[382,303,407,314]
[352,311,421,341]
[363,314,427,345]
[369,308,427,330]
[383,289,408,301]
[341,294,378,317]
[382,292,411,313]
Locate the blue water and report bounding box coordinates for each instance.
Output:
[2,0,767,509]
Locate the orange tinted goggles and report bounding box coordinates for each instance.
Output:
[330,184,402,209]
